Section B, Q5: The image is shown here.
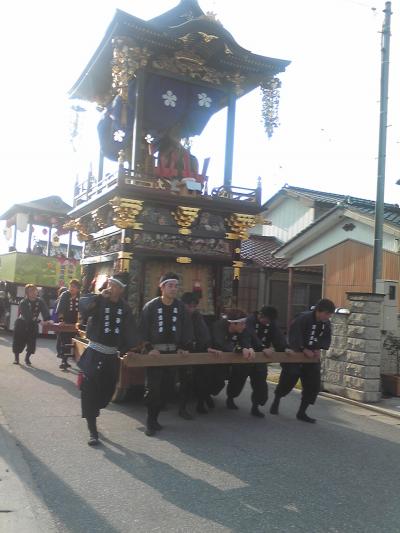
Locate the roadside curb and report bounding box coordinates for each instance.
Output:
[319,391,400,421]
[267,379,400,421]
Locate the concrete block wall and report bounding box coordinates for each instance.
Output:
[322,293,384,403]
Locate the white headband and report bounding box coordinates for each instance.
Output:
[109,277,126,288]
[159,278,179,287]
[227,317,247,323]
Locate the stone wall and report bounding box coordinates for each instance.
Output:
[321,293,384,403]
[380,315,400,374]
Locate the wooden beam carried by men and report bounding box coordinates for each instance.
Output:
[73,339,318,367]
[122,351,317,368]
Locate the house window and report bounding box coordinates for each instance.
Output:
[292,282,322,317]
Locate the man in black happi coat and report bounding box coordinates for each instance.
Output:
[139,272,193,437]
[244,306,287,418]
[56,279,81,370]
[270,298,335,423]
[211,309,256,411]
[78,274,138,445]
[12,284,51,365]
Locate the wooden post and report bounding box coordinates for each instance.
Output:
[66,230,73,258]
[47,227,52,256]
[131,69,146,174]
[98,149,104,184]
[287,266,294,332]
[256,176,262,205]
[27,218,33,253]
[12,223,17,250]
[224,92,236,189]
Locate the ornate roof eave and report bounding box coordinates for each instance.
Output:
[69,10,177,102]
[148,0,205,28]
[69,7,290,104]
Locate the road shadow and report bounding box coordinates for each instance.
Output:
[0,424,120,533]
[20,365,80,399]
[102,388,400,533]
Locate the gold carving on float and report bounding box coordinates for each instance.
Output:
[197,32,219,44]
[63,218,93,242]
[91,208,108,230]
[176,256,192,264]
[112,37,151,100]
[109,197,144,230]
[172,206,200,235]
[153,52,224,85]
[225,213,264,240]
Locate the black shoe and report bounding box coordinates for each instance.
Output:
[179,407,194,420]
[226,397,239,410]
[13,357,20,365]
[88,433,99,446]
[251,405,265,418]
[65,362,72,368]
[25,357,32,366]
[205,396,215,409]
[270,399,280,415]
[296,412,316,423]
[196,401,208,414]
[145,426,156,437]
[59,363,67,370]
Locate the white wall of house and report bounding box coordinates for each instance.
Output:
[289,217,399,266]
[257,196,315,242]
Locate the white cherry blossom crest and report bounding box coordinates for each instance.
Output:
[162,90,177,107]
[198,92,212,108]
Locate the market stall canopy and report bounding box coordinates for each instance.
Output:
[0,196,72,228]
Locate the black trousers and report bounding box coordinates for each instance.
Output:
[145,365,193,410]
[56,332,74,359]
[194,365,226,401]
[274,362,321,405]
[145,366,175,411]
[78,347,119,419]
[226,364,269,406]
[12,319,37,355]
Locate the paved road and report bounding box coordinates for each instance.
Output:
[1,333,400,533]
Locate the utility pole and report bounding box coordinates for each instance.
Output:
[372,1,392,292]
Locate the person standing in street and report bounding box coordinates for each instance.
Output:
[245,305,288,418]
[211,309,256,411]
[78,274,138,446]
[12,284,51,366]
[139,272,193,437]
[270,298,335,423]
[55,279,81,370]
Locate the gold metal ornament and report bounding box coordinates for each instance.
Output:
[172,206,200,235]
[109,197,144,230]
[111,37,152,100]
[225,213,269,240]
[91,208,108,230]
[118,251,133,272]
[63,218,93,242]
[176,257,192,264]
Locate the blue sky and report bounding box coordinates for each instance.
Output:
[0,0,399,250]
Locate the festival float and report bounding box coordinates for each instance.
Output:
[0,196,81,332]
[68,0,291,399]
